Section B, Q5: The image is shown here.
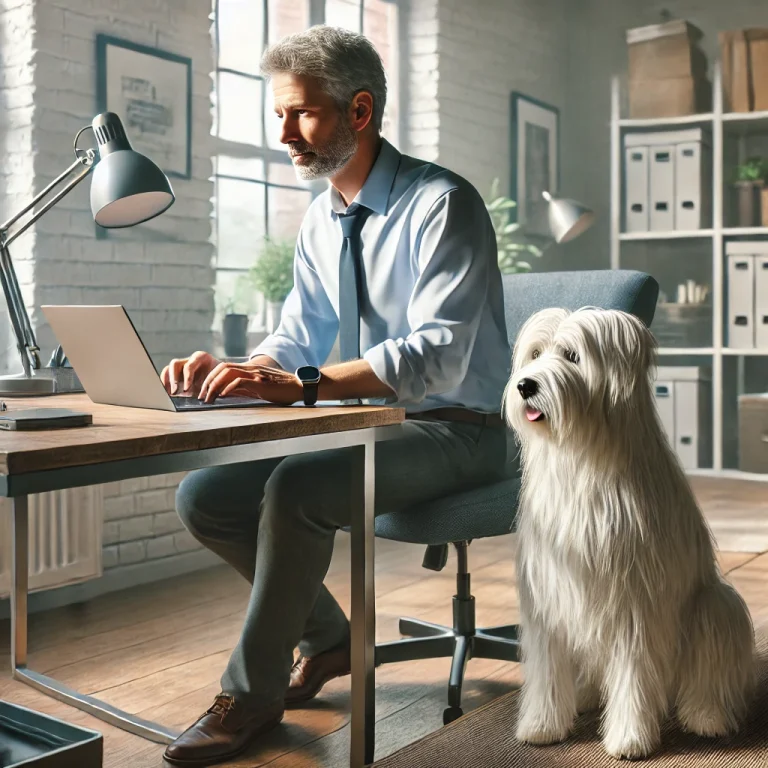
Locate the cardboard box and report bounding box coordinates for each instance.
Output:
[629,76,704,118]
[720,28,768,112]
[627,20,705,81]
[738,393,768,473]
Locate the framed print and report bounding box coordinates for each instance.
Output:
[96,34,192,180]
[510,92,559,237]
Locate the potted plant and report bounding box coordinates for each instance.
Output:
[485,178,543,273]
[216,275,255,358]
[732,157,767,227]
[250,237,295,332]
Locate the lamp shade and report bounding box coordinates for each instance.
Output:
[542,190,595,244]
[89,112,175,228]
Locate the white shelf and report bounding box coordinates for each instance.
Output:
[658,348,714,355]
[619,113,714,128]
[722,227,768,236]
[722,109,768,123]
[620,229,713,240]
[609,62,768,475]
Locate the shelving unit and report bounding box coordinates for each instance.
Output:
[610,62,768,475]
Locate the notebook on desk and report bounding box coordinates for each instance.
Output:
[41,305,272,412]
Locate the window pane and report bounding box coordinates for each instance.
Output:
[216,155,266,181]
[325,0,361,32]
[216,177,266,269]
[217,0,264,75]
[364,0,398,146]
[214,269,263,331]
[216,72,263,145]
[268,0,309,43]
[268,185,312,241]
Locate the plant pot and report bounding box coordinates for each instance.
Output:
[734,180,764,227]
[266,300,284,333]
[223,313,248,357]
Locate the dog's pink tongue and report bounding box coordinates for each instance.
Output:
[525,408,542,422]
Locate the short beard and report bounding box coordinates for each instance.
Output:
[289,119,359,181]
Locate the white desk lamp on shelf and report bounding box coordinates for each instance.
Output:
[0,111,175,396]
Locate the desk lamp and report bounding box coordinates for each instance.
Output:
[542,190,595,243]
[0,112,174,396]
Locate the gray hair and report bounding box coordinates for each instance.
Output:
[260,25,387,131]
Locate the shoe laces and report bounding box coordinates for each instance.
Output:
[207,694,236,717]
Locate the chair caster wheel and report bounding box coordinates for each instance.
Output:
[443,706,463,725]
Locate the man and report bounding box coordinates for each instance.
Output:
[161,24,513,767]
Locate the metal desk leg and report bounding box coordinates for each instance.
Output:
[11,495,28,672]
[10,495,179,745]
[349,438,376,768]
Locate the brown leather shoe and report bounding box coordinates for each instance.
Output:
[163,693,283,766]
[285,641,351,707]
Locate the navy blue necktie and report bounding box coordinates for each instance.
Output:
[338,205,371,362]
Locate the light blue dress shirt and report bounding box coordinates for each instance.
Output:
[252,138,511,414]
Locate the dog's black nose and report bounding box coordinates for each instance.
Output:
[517,378,538,399]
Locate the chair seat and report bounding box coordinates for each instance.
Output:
[372,478,521,545]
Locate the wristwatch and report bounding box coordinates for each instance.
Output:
[295,365,321,406]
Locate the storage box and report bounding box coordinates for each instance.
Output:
[720,29,768,112]
[737,393,768,473]
[654,366,711,470]
[725,241,768,349]
[627,20,706,81]
[624,129,711,232]
[0,699,102,767]
[627,20,709,118]
[628,76,708,119]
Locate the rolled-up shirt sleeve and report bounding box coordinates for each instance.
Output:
[363,183,493,404]
[250,228,338,371]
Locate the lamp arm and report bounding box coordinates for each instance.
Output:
[0,149,96,373]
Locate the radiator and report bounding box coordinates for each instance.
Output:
[0,486,103,598]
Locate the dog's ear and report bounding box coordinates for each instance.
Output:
[600,310,657,406]
[512,307,570,370]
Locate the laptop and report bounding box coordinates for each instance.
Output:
[41,305,271,412]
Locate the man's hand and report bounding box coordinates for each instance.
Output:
[198,362,301,405]
[160,351,221,395]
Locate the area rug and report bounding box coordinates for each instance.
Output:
[370,632,768,768]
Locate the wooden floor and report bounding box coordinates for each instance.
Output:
[0,477,766,767]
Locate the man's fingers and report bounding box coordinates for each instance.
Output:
[198,362,229,400]
[201,368,239,402]
[220,378,245,397]
[168,359,185,394]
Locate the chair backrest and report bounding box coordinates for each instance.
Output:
[501,269,659,348]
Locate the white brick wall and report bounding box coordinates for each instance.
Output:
[404,0,569,210]
[0,0,216,587]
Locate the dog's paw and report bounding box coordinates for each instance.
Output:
[515,713,571,745]
[602,731,659,761]
[678,707,736,738]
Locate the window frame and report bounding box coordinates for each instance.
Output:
[210,0,400,331]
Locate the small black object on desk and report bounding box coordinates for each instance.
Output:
[0,406,92,430]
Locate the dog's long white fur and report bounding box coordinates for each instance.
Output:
[503,307,756,760]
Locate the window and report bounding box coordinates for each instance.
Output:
[210,0,400,333]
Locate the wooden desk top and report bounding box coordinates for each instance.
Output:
[0,395,404,475]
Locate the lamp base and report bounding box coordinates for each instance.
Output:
[0,367,84,397]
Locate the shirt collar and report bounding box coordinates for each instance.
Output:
[329,138,401,217]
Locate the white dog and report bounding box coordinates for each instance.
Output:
[502,306,756,760]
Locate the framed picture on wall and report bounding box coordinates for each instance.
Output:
[510,92,559,238]
[96,34,192,180]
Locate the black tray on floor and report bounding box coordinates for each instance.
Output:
[0,699,102,768]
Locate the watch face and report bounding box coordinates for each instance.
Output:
[296,365,321,383]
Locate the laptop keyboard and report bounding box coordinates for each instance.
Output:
[171,395,267,409]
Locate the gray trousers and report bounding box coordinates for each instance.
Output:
[175,418,517,710]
